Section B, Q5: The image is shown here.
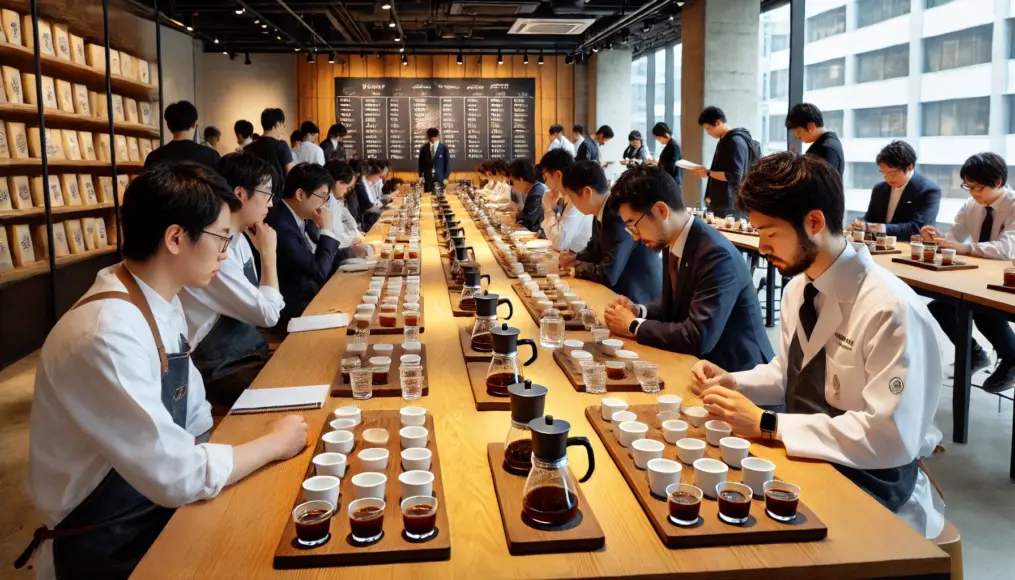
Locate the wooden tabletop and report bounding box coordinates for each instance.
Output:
[133,197,949,579]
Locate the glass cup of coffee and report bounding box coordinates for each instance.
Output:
[763,480,801,522]
[292,500,334,547]
[348,497,386,544]
[666,483,703,527]
[716,481,753,525]
[401,495,438,540]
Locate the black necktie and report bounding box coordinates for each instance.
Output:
[800,283,819,340]
[979,206,994,243]
[669,253,680,294]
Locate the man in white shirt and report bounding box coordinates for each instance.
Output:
[325,159,373,258]
[538,148,593,253]
[180,154,285,411]
[546,124,576,156]
[291,121,326,165]
[691,152,946,540]
[922,152,1015,393]
[20,163,308,579]
[234,119,254,152]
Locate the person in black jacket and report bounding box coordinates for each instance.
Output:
[785,103,844,176]
[418,127,450,192]
[621,130,649,165]
[508,158,547,235]
[650,122,682,192]
[264,163,352,330]
[144,101,221,170]
[573,124,602,163]
[320,124,348,162]
[854,140,942,240]
[558,161,662,305]
[603,166,773,371]
[691,106,758,218]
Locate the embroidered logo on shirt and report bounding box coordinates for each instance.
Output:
[832,374,841,400]
[889,377,905,395]
[834,332,854,352]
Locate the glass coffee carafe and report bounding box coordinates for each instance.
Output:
[459,270,492,312]
[450,246,476,285]
[503,379,547,475]
[486,323,538,397]
[471,292,514,351]
[522,415,595,526]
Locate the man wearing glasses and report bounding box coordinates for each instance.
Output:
[602,165,772,371]
[851,140,941,239]
[180,153,285,411]
[266,162,350,330]
[922,152,1015,394]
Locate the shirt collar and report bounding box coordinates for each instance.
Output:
[283,200,304,231]
[670,215,695,258]
[988,186,1014,209]
[122,266,178,323]
[809,242,871,304]
[892,171,914,191]
[597,191,612,222]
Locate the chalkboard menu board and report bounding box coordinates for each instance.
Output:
[335,78,536,172]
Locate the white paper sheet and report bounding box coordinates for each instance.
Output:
[286,313,349,333]
[676,159,702,170]
[230,385,330,414]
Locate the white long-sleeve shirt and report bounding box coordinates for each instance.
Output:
[945,186,1015,259]
[543,194,593,253]
[29,265,234,579]
[327,197,371,253]
[180,234,285,346]
[291,141,325,165]
[546,136,576,156]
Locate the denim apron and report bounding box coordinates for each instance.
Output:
[190,258,269,409]
[15,265,208,579]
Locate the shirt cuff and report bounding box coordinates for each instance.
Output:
[632,318,646,335]
[636,304,648,317]
[200,443,235,498]
[258,285,284,306]
[318,229,337,240]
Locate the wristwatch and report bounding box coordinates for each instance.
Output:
[760,411,778,440]
[628,319,640,335]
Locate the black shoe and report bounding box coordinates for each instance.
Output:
[982,358,1015,394]
[971,346,991,374]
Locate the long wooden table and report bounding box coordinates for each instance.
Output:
[132,195,949,579]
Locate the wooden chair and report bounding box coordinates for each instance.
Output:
[934,520,963,580]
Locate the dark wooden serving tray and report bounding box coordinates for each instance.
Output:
[891,256,978,271]
[331,344,429,398]
[715,225,760,237]
[486,443,605,555]
[273,411,451,568]
[987,283,1015,295]
[440,256,463,290]
[465,361,511,411]
[553,342,665,393]
[584,405,826,549]
[510,282,584,330]
[458,324,494,362]
[868,248,902,255]
[448,291,477,317]
[347,287,425,335]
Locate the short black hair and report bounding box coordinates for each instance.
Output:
[234,119,254,139]
[300,121,320,138]
[610,165,682,212]
[475,161,488,174]
[596,125,614,139]
[875,140,917,171]
[489,159,508,175]
[217,153,272,191]
[697,106,726,126]
[260,107,286,131]
[538,148,575,174]
[121,163,240,261]
[282,163,336,200]
[362,161,382,177]
[325,159,355,184]
[737,151,844,236]
[164,100,198,133]
[628,130,643,141]
[549,124,564,135]
[426,127,440,139]
[572,124,586,135]
[651,122,671,138]
[508,158,540,183]
[327,123,347,138]
[561,161,609,195]
[349,158,363,174]
[960,152,1008,188]
[203,126,221,141]
[785,103,824,130]
[289,130,302,146]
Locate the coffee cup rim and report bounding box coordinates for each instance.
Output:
[313,452,347,466]
[611,410,637,422]
[303,475,341,491]
[400,406,427,416]
[619,420,648,433]
[684,406,708,417]
[601,397,627,407]
[657,394,682,403]
[358,447,390,460]
[351,472,387,486]
[398,470,435,485]
[646,458,682,473]
[632,438,665,451]
[705,420,732,431]
[401,447,432,459]
[676,437,706,449]
[400,426,428,438]
[719,436,750,449]
[662,419,689,430]
[741,457,776,470]
[323,429,354,443]
[693,458,729,473]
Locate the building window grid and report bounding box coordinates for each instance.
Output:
[919,164,965,199]
[805,57,846,91]
[857,0,911,29]
[922,97,990,136]
[926,0,958,8]
[924,25,993,73]
[771,69,788,99]
[806,6,847,43]
[848,162,885,190]
[856,44,910,83]
[854,106,908,138]
[823,110,844,135]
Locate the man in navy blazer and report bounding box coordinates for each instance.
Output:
[418,127,450,192]
[558,161,662,305]
[603,165,773,372]
[508,158,547,235]
[857,140,941,239]
[265,163,353,330]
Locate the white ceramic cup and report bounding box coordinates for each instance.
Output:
[591,328,611,343]
[646,458,683,497]
[322,430,355,455]
[719,436,751,468]
[617,420,648,448]
[358,448,390,472]
[741,457,777,498]
[632,438,665,469]
[400,426,429,449]
[657,411,681,424]
[693,458,729,499]
[329,418,358,432]
[373,343,395,355]
[657,394,682,414]
[600,338,624,355]
[312,452,347,478]
[402,340,422,352]
[563,339,584,351]
[351,472,387,500]
[704,420,732,446]
[401,448,432,472]
[885,235,897,249]
[333,405,362,426]
[302,475,341,508]
[600,397,628,421]
[676,437,706,465]
[683,406,708,428]
[662,420,689,444]
[398,470,435,499]
[611,410,637,425]
[400,406,427,426]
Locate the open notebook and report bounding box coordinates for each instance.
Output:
[230,385,330,415]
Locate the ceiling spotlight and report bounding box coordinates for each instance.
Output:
[394,35,401,42]
[401,54,408,66]
[222,51,227,55]
[399,46,405,53]
[261,30,268,35]
[244,52,251,65]
[388,21,396,28]
[328,52,336,63]
[457,52,463,65]
[642,21,651,33]
[276,35,282,40]
[382,2,392,8]
[592,46,599,53]
[523,52,529,64]
[677,1,685,5]
[564,54,573,65]
[261,24,267,28]
[606,41,614,50]
[254,19,260,24]
[538,52,544,65]
[669,14,675,21]
[214,37,219,44]
[186,25,194,31]
[375,51,382,58]
[294,47,300,52]
[235,8,244,14]
[497,50,503,65]
[306,51,315,64]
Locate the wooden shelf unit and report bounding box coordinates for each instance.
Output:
[0,246,117,287]
[0,43,157,102]
[0,159,144,172]
[0,202,115,221]
[0,103,159,138]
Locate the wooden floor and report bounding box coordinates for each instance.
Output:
[0,351,39,579]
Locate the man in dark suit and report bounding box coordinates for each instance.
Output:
[264,163,352,330]
[508,158,547,234]
[320,124,348,161]
[785,103,844,176]
[856,140,941,239]
[603,166,774,371]
[573,124,602,163]
[558,161,662,305]
[418,127,450,192]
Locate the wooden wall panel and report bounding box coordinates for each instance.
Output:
[415,55,434,78]
[384,54,401,78]
[465,55,482,78]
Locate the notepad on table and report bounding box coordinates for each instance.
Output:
[230,385,330,415]
[286,313,349,333]
[676,159,702,170]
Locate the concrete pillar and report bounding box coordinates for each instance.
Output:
[681,0,761,206]
[906,0,924,145]
[589,47,633,163]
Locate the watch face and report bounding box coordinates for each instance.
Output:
[760,411,777,433]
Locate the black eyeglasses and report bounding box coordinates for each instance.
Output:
[625,210,651,237]
[961,182,987,193]
[201,230,233,252]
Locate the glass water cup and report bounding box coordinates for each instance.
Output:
[763,480,801,522]
[400,365,425,401]
[580,361,608,394]
[350,368,374,400]
[633,361,661,393]
[580,308,599,330]
[401,495,438,540]
[293,499,335,547]
[403,325,420,344]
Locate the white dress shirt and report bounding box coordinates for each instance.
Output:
[291,140,326,165]
[543,195,594,253]
[29,265,234,579]
[327,197,367,250]
[633,216,695,329]
[884,172,913,224]
[946,186,1015,259]
[546,136,576,156]
[731,243,946,538]
[180,234,285,346]
[234,137,252,153]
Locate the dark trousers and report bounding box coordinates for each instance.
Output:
[927,299,1015,360]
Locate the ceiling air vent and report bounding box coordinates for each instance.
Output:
[449,2,539,16]
[509,18,596,35]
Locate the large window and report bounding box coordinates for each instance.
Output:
[922,97,990,136]
[807,6,846,43]
[924,25,992,72]
[919,164,964,198]
[769,114,787,143]
[771,33,789,52]
[652,48,666,124]
[857,0,910,29]
[857,44,910,83]
[770,69,788,99]
[672,44,682,138]
[806,58,845,90]
[1007,95,1015,133]
[854,106,908,138]
[926,0,958,7]
[631,56,648,139]
[823,110,844,135]
[848,162,884,190]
